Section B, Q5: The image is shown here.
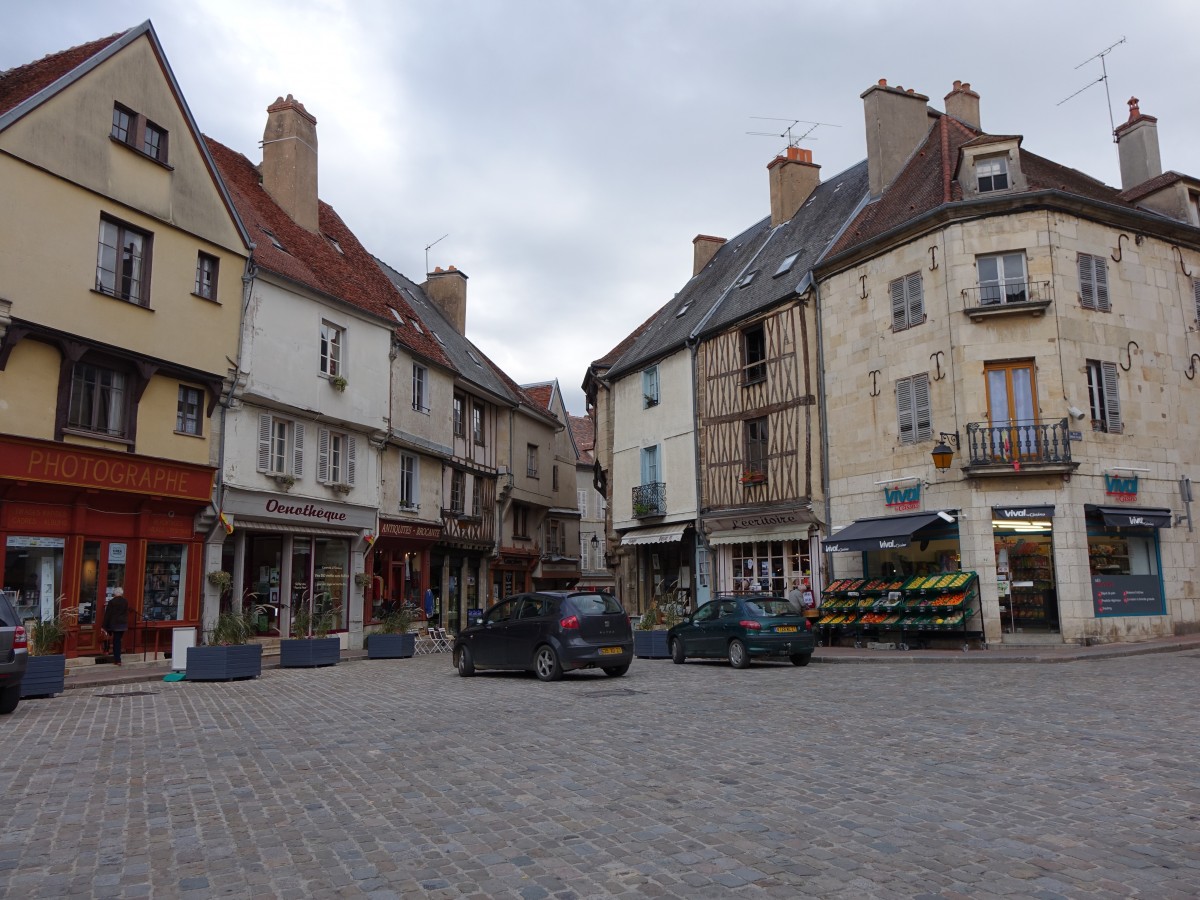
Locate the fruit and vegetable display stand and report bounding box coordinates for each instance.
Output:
[817,572,985,651]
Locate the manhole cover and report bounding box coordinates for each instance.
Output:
[95,691,158,698]
[584,689,644,698]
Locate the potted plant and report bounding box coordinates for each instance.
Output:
[207,570,233,592]
[739,469,767,485]
[280,591,341,668]
[21,602,72,699]
[186,609,264,681]
[367,605,416,659]
[633,501,655,517]
[330,374,348,392]
[632,601,672,659]
[271,473,296,490]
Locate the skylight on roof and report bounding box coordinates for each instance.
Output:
[389,308,404,324]
[324,234,344,254]
[738,270,759,289]
[432,331,446,346]
[774,252,801,278]
[675,303,691,318]
[410,319,423,333]
[467,350,483,367]
[260,228,284,252]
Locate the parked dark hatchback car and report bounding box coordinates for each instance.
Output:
[453,591,634,681]
[667,595,815,668]
[0,592,29,714]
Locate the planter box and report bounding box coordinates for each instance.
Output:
[20,655,66,698]
[367,632,416,659]
[186,644,263,681]
[633,630,671,659]
[279,637,340,668]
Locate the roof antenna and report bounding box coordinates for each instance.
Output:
[747,116,840,155]
[424,233,449,275]
[1056,37,1126,143]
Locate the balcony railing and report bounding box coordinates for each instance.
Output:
[964,418,1075,474]
[632,481,666,517]
[961,280,1052,321]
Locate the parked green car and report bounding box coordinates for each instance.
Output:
[668,595,815,668]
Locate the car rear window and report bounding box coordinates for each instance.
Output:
[566,593,623,616]
[0,595,20,627]
[745,599,795,617]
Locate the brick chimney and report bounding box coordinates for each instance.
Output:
[423,266,468,333]
[1115,97,1162,190]
[262,95,319,232]
[861,79,932,197]
[944,80,981,131]
[768,146,821,227]
[692,235,727,276]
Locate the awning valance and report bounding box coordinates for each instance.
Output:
[991,504,1055,520]
[1085,505,1172,529]
[620,523,689,546]
[235,520,358,539]
[708,522,811,545]
[821,510,953,553]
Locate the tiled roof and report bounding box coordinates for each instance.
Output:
[205,137,451,370]
[1118,170,1188,203]
[569,415,594,465]
[0,32,123,119]
[523,382,555,411]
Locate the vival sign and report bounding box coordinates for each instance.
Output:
[883,481,921,512]
[1105,474,1138,503]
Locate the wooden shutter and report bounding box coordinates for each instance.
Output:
[257,414,271,472]
[1094,255,1110,311]
[914,373,932,441]
[1102,361,1121,433]
[1078,253,1109,310]
[292,423,304,476]
[317,428,329,483]
[906,272,924,324]
[896,378,914,443]
[1192,277,1200,323]
[890,277,907,330]
[347,436,357,485]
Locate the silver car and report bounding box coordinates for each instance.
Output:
[0,593,29,714]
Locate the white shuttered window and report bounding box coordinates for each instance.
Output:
[1078,253,1111,311]
[1086,361,1122,433]
[896,374,932,444]
[889,272,924,331]
[257,414,304,476]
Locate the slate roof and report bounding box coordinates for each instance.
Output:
[0,31,123,120]
[206,137,451,370]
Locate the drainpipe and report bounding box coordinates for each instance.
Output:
[812,274,833,589]
[687,335,708,609]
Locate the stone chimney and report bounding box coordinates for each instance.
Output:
[1115,97,1162,190]
[861,79,932,197]
[768,146,821,227]
[944,80,981,131]
[423,266,468,333]
[261,95,319,232]
[692,235,727,276]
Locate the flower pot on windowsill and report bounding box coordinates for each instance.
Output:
[329,482,352,496]
[329,375,348,392]
[739,472,767,486]
[271,473,296,490]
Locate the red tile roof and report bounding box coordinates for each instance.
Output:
[524,383,554,411]
[569,415,595,464]
[0,32,123,119]
[204,136,452,369]
[1118,170,1188,203]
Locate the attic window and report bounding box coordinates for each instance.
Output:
[261,229,285,252]
[675,304,691,318]
[432,331,446,346]
[410,319,424,333]
[976,156,1009,193]
[774,252,800,277]
[738,270,759,289]
[389,308,404,324]
[325,235,344,254]
[467,350,483,366]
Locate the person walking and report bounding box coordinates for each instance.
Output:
[104,586,130,666]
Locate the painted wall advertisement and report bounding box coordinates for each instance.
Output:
[1091,575,1165,617]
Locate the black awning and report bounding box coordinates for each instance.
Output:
[991,504,1055,520]
[1085,505,1173,529]
[821,511,950,553]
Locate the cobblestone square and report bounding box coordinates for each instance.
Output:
[4,651,1199,898]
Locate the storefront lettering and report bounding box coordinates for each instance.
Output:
[877,539,901,549]
[729,514,797,529]
[264,498,348,523]
[5,443,212,501]
[884,483,921,511]
[1105,474,1138,502]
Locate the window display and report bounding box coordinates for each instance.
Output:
[143,543,186,621]
[3,536,65,622]
[729,540,810,595]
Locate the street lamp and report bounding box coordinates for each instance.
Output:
[931,432,960,472]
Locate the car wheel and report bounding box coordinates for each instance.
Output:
[602,665,629,678]
[0,683,20,715]
[790,653,812,667]
[455,646,475,677]
[670,637,686,665]
[728,639,750,669]
[533,645,563,682]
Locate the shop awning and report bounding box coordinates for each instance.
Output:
[708,522,809,545]
[1084,505,1173,528]
[236,520,357,539]
[620,523,689,546]
[991,504,1055,520]
[821,511,952,553]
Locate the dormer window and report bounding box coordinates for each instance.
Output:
[976,156,1009,193]
[774,252,800,277]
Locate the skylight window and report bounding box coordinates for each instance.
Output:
[410,319,423,333]
[260,229,284,252]
[467,350,483,367]
[738,270,759,289]
[432,331,446,346]
[389,308,404,324]
[324,234,344,254]
[774,252,801,277]
[675,303,691,318]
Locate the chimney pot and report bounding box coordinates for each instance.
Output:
[1115,95,1161,189]
[261,94,319,232]
[944,79,982,131]
[878,78,887,86]
[768,147,820,226]
[423,266,469,333]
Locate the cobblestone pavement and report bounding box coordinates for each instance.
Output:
[4,650,1199,899]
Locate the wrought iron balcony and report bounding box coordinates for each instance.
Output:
[632,482,666,517]
[963,418,1078,477]
[961,280,1052,321]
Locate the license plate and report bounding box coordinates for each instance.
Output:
[775,626,798,633]
[599,646,622,655]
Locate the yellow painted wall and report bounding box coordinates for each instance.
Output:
[135,375,213,465]
[0,341,59,441]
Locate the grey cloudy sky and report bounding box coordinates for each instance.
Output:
[5,1,1198,414]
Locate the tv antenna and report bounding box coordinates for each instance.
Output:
[424,233,449,274]
[1056,37,1126,140]
[747,116,839,152]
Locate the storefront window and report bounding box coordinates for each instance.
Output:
[1087,526,1165,617]
[251,536,283,635]
[1088,534,1158,576]
[3,536,65,622]
[143,543,187,621]
[312,538,347,630]
[729,541,809,595]
[994,527,1057,633]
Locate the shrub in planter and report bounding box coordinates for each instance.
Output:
[280,593,341,668]
[632,601,675,659]
[21,607,73,699]
[367,606,416,659]
[186,610,263,681]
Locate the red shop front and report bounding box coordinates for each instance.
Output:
[371,517,443,621]
[0,435,215,660]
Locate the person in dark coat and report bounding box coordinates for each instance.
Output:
[103,586,130,666]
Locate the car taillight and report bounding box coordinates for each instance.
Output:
[739,619,762,631]
[804,619,813,631]
[13,626,27,651]
[560,615,580,630]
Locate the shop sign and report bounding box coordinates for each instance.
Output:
[6,535,66,549]
[883,482,921,512]
[221,489,376,530]
[1104,474,1138,502]
[3,503,73,533]
[108,543,127,564]
[379,519,443,541]
[706,508,812,534]
[1091,575,1165,617]
[991,505,1055,520]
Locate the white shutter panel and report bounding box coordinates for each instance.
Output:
[317,428,330,483]
[1192,278,1200,322]
[1094,256,1110,312]
[347,436,357,485]
[292,423,304,477]
[1102,361,1122,434]
[907,272,924,324]
[914,373,932,441]
[890,277,907,330]
[257,414,271,472]
[1078,253,1095,309]
[896,378,914,443]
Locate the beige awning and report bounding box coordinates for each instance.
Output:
[707,522,812,545]
[620,523,689,546]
